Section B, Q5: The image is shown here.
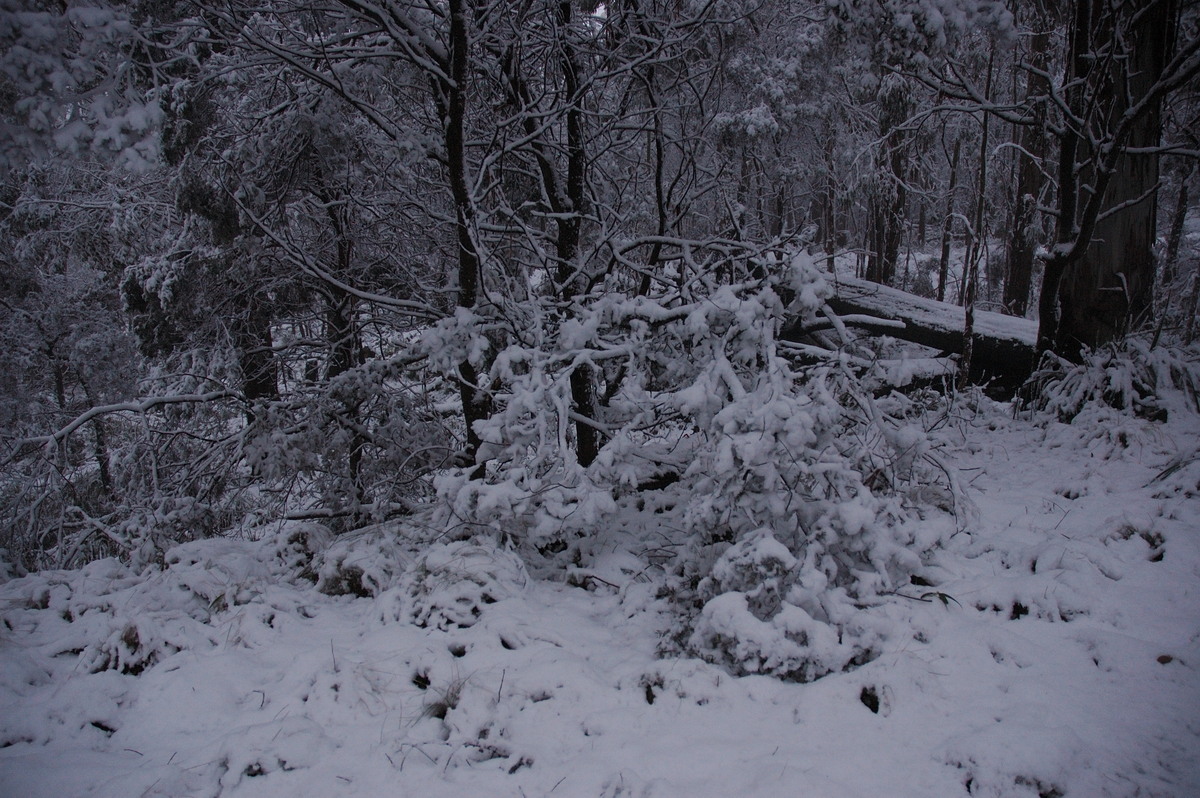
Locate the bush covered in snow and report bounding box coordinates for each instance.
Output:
[392,539,528,630]
[312,523,407,597]
[669,354,958,681]
[1025,339,1200,424]
[1019,340,1200,460]
[431,249,960,680]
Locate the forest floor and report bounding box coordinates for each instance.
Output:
[2,394,1199,798]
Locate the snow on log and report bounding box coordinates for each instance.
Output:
[785,276,1038,391]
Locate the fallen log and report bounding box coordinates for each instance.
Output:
[783,276,1038,394]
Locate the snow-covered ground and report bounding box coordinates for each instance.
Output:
[2,397,1199,798]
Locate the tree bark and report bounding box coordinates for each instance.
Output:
[1003,20,1052,317]
[961,53,993,389]
[1186,258,1200,344]
[443,0,490,464]
[1163,165,1193,286]
[788,276,1038,393]
[236,298,279,409]
[558,0,599,467]
[1047,0,1175,359]
[323,287,367,515]
[91,418,113,497]
[937,136,962,303]
[866,76,910,285]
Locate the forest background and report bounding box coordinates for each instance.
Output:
[2,0,1200,686]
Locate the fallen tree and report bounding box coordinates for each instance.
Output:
[783,276,1038,393]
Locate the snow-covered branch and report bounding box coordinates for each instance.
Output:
[13,391,241,453]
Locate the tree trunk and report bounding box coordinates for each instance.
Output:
[961,53,993,388]
[961,50,993,307]
[324,291,367,514]
[236,298,279,412]
[1003,23,1052,317]
[1163,165,1192,286]
[496,3,599,466]
[1049,0,1174,359]
[556,0,599,467]
[800,275,1038,394]
[938,137,962,303]
[1185,258,1200,344]
[444,0,490,465]
[314,181,370,518]
[91,418,112,497]
[866,76,909,285]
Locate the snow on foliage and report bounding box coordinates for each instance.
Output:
[672,353,956,680]
[394,540,528,631]
[313,524,405,597]
[0,0,161,168]
[1027,339,1200,424]
[1,392,1198,796]
[828,0,1015,65]
[1018,340,1200,466]
[429,249,960,681]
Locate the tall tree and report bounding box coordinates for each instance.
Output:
[1002,0,1058,317]
[1038,0,1196,359]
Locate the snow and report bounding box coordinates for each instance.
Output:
[3,401,1200,797]
[829,274,1038,347]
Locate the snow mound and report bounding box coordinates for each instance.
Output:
[2,399,1199,798]
[382,539,529,631]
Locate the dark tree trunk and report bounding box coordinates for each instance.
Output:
[1186,258,1200,344]
[803,278,1038,394]
[1003,23,1052,318]
[236,299,279,409]
[1163,166,1192,286]
[91,418,112,497]
[961,50,994,309]
[314,179,370,518]
[866,78,910,285]
[556,0,599,467]
[443,0,490,464]
[938,137,962,303]
[495,2,599,466]
[324,290,366,513]
[961,53,993,388]
[1045,0,1175,359]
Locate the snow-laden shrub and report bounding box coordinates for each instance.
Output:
[314,523,409,597]
[428,303,618,562]
[433,248,957,680]
[0,549,21,583]
[0,531,330,679]
[162,537,281,609]
[242,354,452,528]
[1021,341,1200,459]
[431,250,829,562]
[75,613,204,675]
[670,354,950,681]
[1026,340,1200,423]
[1147,447,1200,500]
[268,522,333,583]
[390,539,528,630]
[0,371,252,573]
[0,555,219,677]
[120,496,234,571]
